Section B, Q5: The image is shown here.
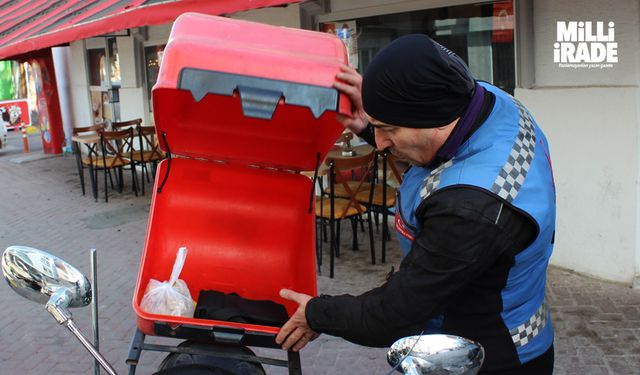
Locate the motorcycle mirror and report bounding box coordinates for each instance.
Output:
[387,334,484,375]
[1,246,91,308]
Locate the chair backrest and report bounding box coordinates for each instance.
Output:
[111,118,142,130]
[326,150,376,217]
[380,151,404,185]
[100,128,134,167]
[73,124,103,135]
[136,125,164,160]
[73,125,104,157]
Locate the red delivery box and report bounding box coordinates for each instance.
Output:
[132,12,347,347]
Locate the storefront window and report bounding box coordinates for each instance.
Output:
[322,1,515,94]
[145,44,166,112]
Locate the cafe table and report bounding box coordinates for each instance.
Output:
[302,143,375,178]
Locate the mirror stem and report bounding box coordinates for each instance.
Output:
[45,288,73,324]
[91,248,101,375]
[65,319,118,375]
[46,290,118,375]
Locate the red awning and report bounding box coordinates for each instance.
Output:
[0,0,301,60]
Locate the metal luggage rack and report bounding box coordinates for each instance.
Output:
[126,324,302,375]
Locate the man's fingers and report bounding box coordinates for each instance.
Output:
[339,63,358,75]
[291,332,320,352]
[281,328,305,351]
[279,288,306,304]
[275,319,295,345]
[333,82,363,110]
[334,72,362,88]
[335,64,362,87]
[335,71,362,87]
[277,289,316,351]
[291,335,310,352]
[333,81,359,96]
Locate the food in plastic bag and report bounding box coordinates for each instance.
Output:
[140,246,195,317]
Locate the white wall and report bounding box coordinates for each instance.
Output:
[147,23,172,43]
[516,0,640,285]
[117,35,146,124]
[516,87,639,283]
[51,47,73,148]
[119,89,146,124]
[68,41,91,127]
[143,23,173,126]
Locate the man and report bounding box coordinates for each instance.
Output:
[276,34,556,374]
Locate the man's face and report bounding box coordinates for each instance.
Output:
[370,117,454,166]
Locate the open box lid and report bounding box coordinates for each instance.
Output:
[152,13,349,171]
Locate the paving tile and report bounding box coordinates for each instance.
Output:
[605,355,640,375]
[592,297,620,313]
[620,306,640,320]
[577,347,605,365]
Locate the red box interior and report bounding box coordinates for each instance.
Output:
[133,158,317,335]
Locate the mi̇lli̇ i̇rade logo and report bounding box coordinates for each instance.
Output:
[554,21,618,69]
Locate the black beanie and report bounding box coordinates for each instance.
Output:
[361,34,476,128]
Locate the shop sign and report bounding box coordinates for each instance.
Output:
[492,2,514,43]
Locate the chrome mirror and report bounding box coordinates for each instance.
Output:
[2,246,117,375]
[1,245,91,307]
[388,334,484,375]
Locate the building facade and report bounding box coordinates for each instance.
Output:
[61,0,640,286]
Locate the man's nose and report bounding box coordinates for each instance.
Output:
[374,128,392,150]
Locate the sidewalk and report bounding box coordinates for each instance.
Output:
[0,150,638,374]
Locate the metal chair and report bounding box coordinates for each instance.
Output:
[130,125,165,195]
[91,128,138,202]
[111,118,142,131]
[355,151,404,263]
[315,149,376,278]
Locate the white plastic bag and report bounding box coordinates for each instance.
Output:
[140,247,195,317]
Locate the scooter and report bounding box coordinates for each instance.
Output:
[1,245,484,375]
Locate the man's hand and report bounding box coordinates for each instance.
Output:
[333,64,369,134]
[276,289,320,352]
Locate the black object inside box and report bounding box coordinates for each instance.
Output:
[195,290,289,327]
